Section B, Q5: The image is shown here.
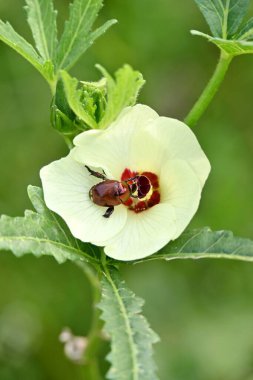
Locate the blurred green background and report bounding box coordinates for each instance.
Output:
[1,1,253,379]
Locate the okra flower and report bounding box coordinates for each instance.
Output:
[40,105,210,261]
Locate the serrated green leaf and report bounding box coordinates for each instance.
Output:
[194,0,250,38]
[61,70,98,129]
[99,266,159,380]
[0,21,43,74]
[134,227,253,264]
[0,185,98,265]
[0,20,55,86]
[97,64,145,129]
[25,0,58,61]
[56,0,117,70]
[192,29,253,55]
[89,18,117,45]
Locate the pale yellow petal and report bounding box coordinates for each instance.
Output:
[71,104,159,179]
[131,117,211,185]
[160,159,202,239]
[102,204,177,261]
[40,155,127,244]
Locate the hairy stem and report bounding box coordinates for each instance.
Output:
[77,262,104,380]
[184,52,232,128]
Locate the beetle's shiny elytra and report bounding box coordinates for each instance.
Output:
[89,180,130,207]
[85,165,151,218]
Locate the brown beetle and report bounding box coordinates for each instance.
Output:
[85,165,151,218]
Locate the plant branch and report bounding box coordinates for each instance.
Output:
[184,51,232,128]
[76,261,104,380]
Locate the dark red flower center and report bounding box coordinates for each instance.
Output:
[121,168,160,213]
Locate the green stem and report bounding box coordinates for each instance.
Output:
[77,262,104,380]
[184,52,232,128]
[63,135,74,150]
[49,79,57,97]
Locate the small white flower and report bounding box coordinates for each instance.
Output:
[40,105,210,261]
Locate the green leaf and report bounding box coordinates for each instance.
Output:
[61,70,98,129]
[25,0,58,61]
[0,185,98,265]
[235,17,253,40]
[0,21,55,86]
[209,36,253,54]
[0,21,45,74]
[97,64,145,129]
[0,0,116,88]
[89,18,117,44]
[194,0,250,38]
[135,227,253,264]
[194,0,223,37]
[226,0,250,37]
[191,29,253,55]
[56,0,117,70]
[99,266,159,380]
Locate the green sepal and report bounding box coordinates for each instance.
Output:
[51,71,108,142]
[50,77,93,141]
[51,78,76,134]
[56,64,144,141]
[97,64,145,129]
[80,79,107,124]
[60,70,103,129]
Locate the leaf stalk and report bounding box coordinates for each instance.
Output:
[184,51,232,127]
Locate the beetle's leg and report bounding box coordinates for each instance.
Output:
[85,165,107,180]
[103,206,114,218]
